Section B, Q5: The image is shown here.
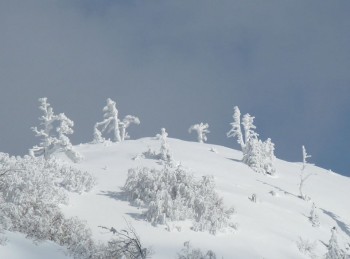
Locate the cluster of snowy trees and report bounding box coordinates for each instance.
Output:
[124,164,235,235]
[227,106,276,175]
[29,97,141,163]
[0,153,157,259]
[0,153,98,258]
[29,98,278,180]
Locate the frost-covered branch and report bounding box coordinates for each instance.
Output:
[99,220,152,259]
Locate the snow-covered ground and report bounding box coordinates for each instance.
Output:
[1,137,349,258]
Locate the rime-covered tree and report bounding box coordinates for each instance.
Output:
[189,123,210,143]
[299,146,315,200]
[158,128,172,161]
[119,115,140,141]
[227,106,245,150]
[227,106,276,175]
[325,227,343,259]
[94,98,140,143]
[94,98,121,142]
[30,98,82,162]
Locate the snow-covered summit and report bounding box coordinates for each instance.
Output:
[1,137,350,258]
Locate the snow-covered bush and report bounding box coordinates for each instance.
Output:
[30,97,82,163]
[123,165,235,235]
[178,241,217,259]
[94,98,140,143]
[0,153,98,258]
[189,123,210,143]
[296,237,317,259]
[227,106,276,175]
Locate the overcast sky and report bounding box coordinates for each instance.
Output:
[0,0,349,176]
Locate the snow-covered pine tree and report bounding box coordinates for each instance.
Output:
[30,98,82,162]
[188,123,210,143]
[309,203,320,227]
[299,145,315,200]
[325,227,344,259]
[94,98,140,143]
[227,106,276,175]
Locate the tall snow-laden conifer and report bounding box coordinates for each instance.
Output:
[30,98,82,162]
[189,123,210,143]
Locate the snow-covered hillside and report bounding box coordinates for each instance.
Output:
[1,138,350,258]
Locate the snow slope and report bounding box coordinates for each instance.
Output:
[2,137,350,258]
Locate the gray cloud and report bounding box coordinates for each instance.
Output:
[0,0,349,175]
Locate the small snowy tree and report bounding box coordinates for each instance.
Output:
[325,227,343,259]
[189,123,210,143]
[158,128,172,162]
[119,115,140,141]
[30,98,82,162]
[94,98,140,143]
[309,203,320,227]
[299,146,315,200]
[227,106,276,175]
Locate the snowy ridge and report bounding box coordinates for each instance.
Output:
[2,137,350,258]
